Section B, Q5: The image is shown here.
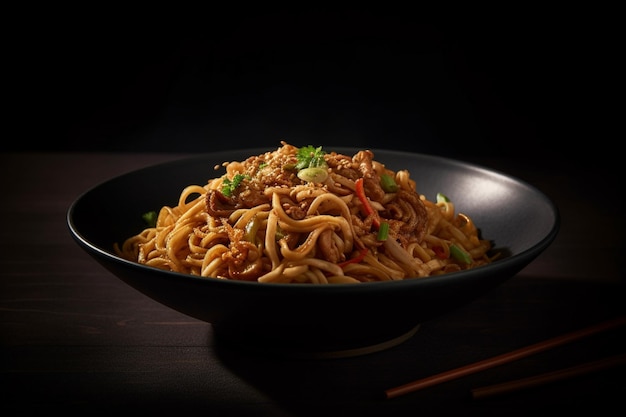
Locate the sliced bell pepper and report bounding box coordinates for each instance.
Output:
[338,247,368,268]
[355,177,381,229]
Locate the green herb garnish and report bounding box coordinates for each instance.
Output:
[295,146,329,183]
[222,174,249,197]
[142,211,158,228]
[295,146,327,170]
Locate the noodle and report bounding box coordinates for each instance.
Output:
[114,142,494,283]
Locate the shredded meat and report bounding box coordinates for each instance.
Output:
[219,219,264,281]
[206,189,241,218]
[352,150,384,202]
[325,151,359,180]
[383,189,428,242]
[317,228,344,264]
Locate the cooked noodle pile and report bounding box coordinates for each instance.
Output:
[114,142,494,284]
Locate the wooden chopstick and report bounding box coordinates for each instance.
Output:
[471,352,626,399]
[384,316,626,399]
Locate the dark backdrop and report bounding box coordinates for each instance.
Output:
[7,13,614,161]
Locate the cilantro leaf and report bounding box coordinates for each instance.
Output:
[222,174,248,197]
[295,146,326,170]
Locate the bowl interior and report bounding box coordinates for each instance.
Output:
[70,148,557,260]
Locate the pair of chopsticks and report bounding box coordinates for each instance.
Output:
[384,316,626,400]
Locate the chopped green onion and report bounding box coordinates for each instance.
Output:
[450,244,472,264]
[380,174,399,192]
[436,193,450,203]
[377,221,390,241]
[142,211,158,228]
[297,167,328,183]
[274,225,286,241]
[244,215,260,243]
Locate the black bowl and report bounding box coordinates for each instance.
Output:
[67,148,559,358]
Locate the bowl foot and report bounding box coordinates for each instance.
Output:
[214,324,420,359]
[305,324,420,359]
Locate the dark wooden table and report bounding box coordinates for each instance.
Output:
[1,152,624,415]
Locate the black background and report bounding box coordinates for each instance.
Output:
[7,12,616,162]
